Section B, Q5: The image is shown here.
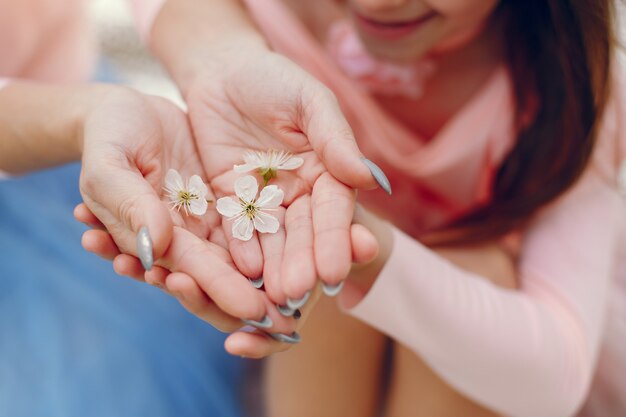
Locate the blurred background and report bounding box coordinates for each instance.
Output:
[89,0,626,189]
[91,0,626,107]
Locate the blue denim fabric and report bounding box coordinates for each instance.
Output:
[0,66,247,416]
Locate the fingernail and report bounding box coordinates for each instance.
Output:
[361,157,392,195]
[287,291,311,310]
[239,325,256,332]
[137,226,154,271]
[241,315,273,329]
[293,309,302,320]
[270,332,301,344]
[277,304,295,317]
[249,277,264,289]
[322,281,345,297]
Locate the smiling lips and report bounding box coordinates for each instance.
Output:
[354,10,438,40]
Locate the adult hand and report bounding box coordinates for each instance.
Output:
[77,87,297,337]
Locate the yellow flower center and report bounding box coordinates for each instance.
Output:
[178,190,199,207]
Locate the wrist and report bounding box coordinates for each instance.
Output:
[0,82,116,174]
[150,0,270,95]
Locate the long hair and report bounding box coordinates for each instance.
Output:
[430,0,617,245]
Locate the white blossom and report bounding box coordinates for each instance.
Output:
[163,169,209,216]
[234,150,303,183]
[216,175,284,241]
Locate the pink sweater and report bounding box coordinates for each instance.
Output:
[243,1,626,416]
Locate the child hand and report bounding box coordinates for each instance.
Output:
[183,46,389,313]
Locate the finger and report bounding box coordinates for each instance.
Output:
[164,259,296,335]
[80,159,173,270]
[222,214,264,280]
[112,253,146,281]
[165,272,243,333]
[258,207,287,303]
[160,227,266,321]
[351,223,379,264]
[302,87,388,193]
[312,172,355,284]
[81,229,121,260]
[281,195,316,302]
[144,265,171,291]
[74,203,105,229]
[224,331,292,359]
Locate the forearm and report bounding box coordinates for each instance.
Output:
[149,0,269,94]
[342,174,621,416]
[0,82,112,174]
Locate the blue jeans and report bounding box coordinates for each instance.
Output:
[0,163,246,417]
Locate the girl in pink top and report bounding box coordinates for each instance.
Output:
[80,0,623,416]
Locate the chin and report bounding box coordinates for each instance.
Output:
[360,39,431,64]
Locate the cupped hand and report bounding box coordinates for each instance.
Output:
[77,87,297,337]
[183,46,386,310]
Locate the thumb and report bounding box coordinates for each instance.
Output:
[80,161,173,271]
[302,87,392,195]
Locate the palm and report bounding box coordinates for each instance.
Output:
[186,53,356,304]
[80,92,293,331]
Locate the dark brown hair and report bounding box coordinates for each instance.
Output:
[431,0,617,245]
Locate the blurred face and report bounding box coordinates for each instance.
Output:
[343,0,500,62]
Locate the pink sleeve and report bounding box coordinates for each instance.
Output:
[126,0,167,41]
[348,171,625,417]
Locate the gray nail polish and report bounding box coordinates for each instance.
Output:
[137,226,153,271]
[241,315,273,329]
[249,277,264,289]
[277,304,295,317]
[270,332,301,344]
[287,291,311,310]
[361,157,392,195]
[322,281,345,297]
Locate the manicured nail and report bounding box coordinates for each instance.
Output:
[277,304,295,317]
[287,291,311,310]
[137,226,153,271]
[270,332,301,344]
[241,315,273,329]
[361,157,392,195]
[322,281,345,297]
[249,277,264,289]
[293,309,302,320]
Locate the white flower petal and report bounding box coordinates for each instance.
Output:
[165,169,184,192]
[187,175,208,198]
[253,211,280,234]
[243,151,263,165]
[256,185,284,209]
[216,197,242,217]
[232,215,254,241]
[233,163,257,173]
[278,156,304,170]
[189,197,208,216]
[234,175,259,202]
